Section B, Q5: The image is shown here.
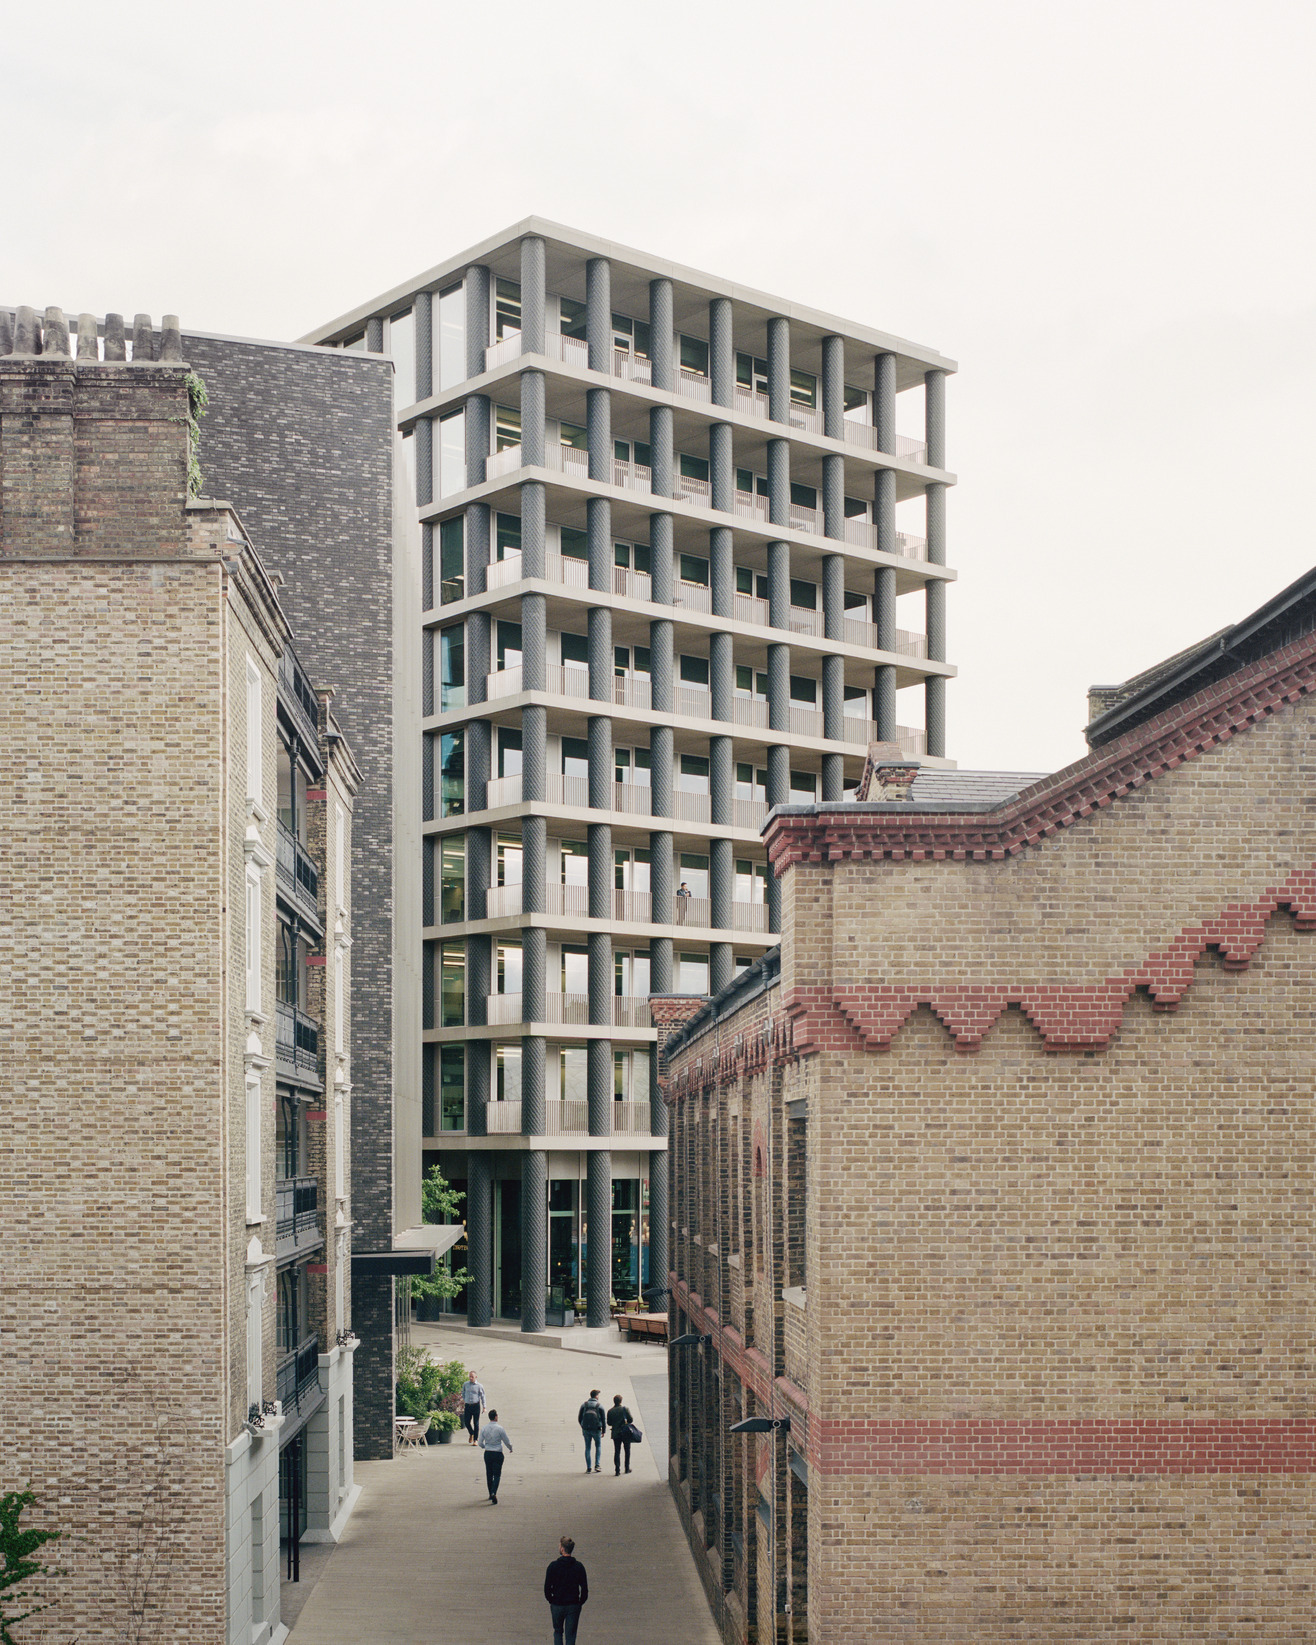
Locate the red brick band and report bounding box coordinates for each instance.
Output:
[811,1417,1316,1477]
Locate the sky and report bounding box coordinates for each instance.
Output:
[7,0,1316,773]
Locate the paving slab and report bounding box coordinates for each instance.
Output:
[287,1323,717,1645]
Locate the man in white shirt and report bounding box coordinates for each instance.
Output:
[460,1370,486,1445]
[478,1409,514,1504]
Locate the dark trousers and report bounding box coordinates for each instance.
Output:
[550,1602,583,1645]
[612,1432,632,1472]
[463,1403,481,1440]
[483,1450,504,1498]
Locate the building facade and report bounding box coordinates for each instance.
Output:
[662,574,1316,1642]
[303,219,957,1331]
[0,306,358,1644]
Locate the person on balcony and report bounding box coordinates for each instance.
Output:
[675,881,691,922]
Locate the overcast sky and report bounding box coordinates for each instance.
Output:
[7,0,1315,773]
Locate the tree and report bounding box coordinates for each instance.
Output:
[0,1489,61,1645]
[407,1164,472,1306]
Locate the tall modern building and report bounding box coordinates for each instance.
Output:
[303,219,957,1333]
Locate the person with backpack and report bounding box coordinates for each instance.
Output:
[606,1393,636,1475]
[543,1535,589,1644]
[577,1388,605,1473]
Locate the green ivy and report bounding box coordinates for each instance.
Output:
[1,1488,61,1645]
[185,371,209,498]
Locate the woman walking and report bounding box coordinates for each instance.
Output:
[606,1393,635,1475]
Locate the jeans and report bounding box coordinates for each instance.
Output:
[550,1602,583,1645]
[463,1403,481,1440]
[582,1431,601,1469]
[612,1431,632,1472]
[483,1450,504,1499]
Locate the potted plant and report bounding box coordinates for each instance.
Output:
[396,1343,446,1422]
[428,1410,461,1445]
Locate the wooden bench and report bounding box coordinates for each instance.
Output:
[622,1312,668,1343]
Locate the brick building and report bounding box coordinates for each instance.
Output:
[0,306,360,1643]
[661,569,1316,1642]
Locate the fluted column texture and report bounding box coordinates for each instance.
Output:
[521,372,546,467]
[521,1149,547,1333]
[767,316,790,425]
[821,334,844,439]
[925,369,946,470]
[649,279,674,392]
[520,238,546,355]
[466,266,491,379]
[875,352,897,454]
[586,1153,612,1327]
[926,676,946,759]
[709,424,734,515]
[416,420,433,508]
[467,1153,493,1328]
[586,257,611,373]
[522,814,546,911]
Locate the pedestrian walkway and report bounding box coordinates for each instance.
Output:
[287,1322,719,1645]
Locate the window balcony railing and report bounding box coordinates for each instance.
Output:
[275,1001,320,1080]
[276,1175,321,1258]
[483,1099,653,1136]
[483,992,652,1029]
[278,649,320,749]
[478,884,769,935]
[276,820,320,912]
[276,1333,322,1418]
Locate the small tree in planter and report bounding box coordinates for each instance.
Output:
[406,1165,472,1320]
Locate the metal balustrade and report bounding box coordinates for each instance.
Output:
[276,821,320,913]
[276,1334,322,1419]
[276,1176,321,1257]
[483,1097,652,1134]
[484,333,524,371]
[275,1001,320,1079]
[473,882,766,935]
[481,993,653,1028]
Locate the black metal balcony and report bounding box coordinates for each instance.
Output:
[275,1000,321,1082]
[275,1175,322,1259]
[276,820,320,918]
[276,1333,322,1418]
[278,648,321,751]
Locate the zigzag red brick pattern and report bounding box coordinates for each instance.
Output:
[811,1417,1316,1477]
[785,863,1316,1053]
[766,631,1316,870]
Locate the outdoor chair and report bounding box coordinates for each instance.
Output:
[399,1416,430,1450]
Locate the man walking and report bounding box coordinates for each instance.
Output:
[460,1368,486,1445]
[478,1408,513,1504]
[577,1389,605,1473]
[543,1535,588,1645]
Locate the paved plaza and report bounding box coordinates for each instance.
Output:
[286,1321,720,1645]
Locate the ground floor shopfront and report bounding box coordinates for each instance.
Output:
[424,1148,660,1321]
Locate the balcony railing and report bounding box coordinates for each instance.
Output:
[278,649,320,749]
[483,992,652,1028]
[275,1001,320,1080]
[484,1099,653,1136]
[276,821,320,913]
[276,1175,321,1258]
[276,1333,322,1418]
[477,885,768,935]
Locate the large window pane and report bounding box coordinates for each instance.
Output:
[440,943,465,1026]
[679,335,709,375]
[678,951,710,992]
[388,309,415,409]
[495,278,521,341]
[438,283,465,392]
[441,835,465,923]
[438,409,466,499]
[440,623,465,710]
[439,517,464,604]
[496,1043,522,1102]
[440,1044,465,1130]
[440,730,464,816]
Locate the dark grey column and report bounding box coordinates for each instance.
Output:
[821,449,846,798]
[467,503,491,598]
[649,618,673,713]
[710,734,733,825]
[650,825,673,930]
[875,352,896,455]
[415,289,433,403]
[650,406,674,498]
[588,714,612,809]
[710,634,734,723]
[521,1147,547,1333]
[927,481,946,568]
[467,1152,493,1328]
[588,388,611,483]
[521,593,546,693]
[586,1149,612,1328]
[874,465,898,738]
[587,257,611,373]
[710,834,733,992]
[925,369,946,470]
[521,237,546,356]
[709,424,734,518]
[466,266,491,381]
[821,334,844,440]
[521,371,546,467]
[925,575,947,758]
[522,480,546,578]
[466,394,490,488]
[709,527,734,621]
[467,1038,490,1138]
[767,316,790,426]
[647,1040,669,1304]
[522,703,546,801]
[709,297,733,407]
[650,935,672,994]
[765,752,787,935]
[767,644,790,732]
[365,316,384,354]
[416,420,433,510]
[649,279,674,393]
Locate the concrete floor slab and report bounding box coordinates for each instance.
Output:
[286,1323,717,1645]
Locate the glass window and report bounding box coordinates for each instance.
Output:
[790,369,817,409]
[679,335,709,376]
[615,951,651,997]
[615,847,651,890]
[790,578,817,611]
[678,755,709,792]
[679,554,709,585]
[548,1178,579,1299]
[496,1042,522,1102]
[559,297,586,341]
[561,737,589,780]
[634,647,651,675]
[495,404,521,452]
[438,283,465,392]
[440,624,465,710]
[844,495,870,520]
[843,383,868,417]
[790,675,818,705]
[495,278,521,341]
[735,666,767,699]
[679,654,709,687]
[341,334,366,352]
[735,467,755,493]
[560,1046,587,1102]
[498,727,522,776]
[496,513,522,561]
[497,832,522,886]
[388,309,415,410]
[789,770,818,802]
[496,620,522,671]
[440,942,465,1026]
[440,730,464,816]
[844,685,869,716]
[844,589,868,614]
[560,527,588,561]
[559,421,589,451]
[561,841,589,885]
[736,353,768,394]
[438,409,465,498]
[441,835,465,923]
[560,632,589,667]
[440,1045,465,1130]
[735,860,769,903]
[498,942,522,994]
[790,482,818,511]
[612,1178,640,1300]
[561,944,588,993]
[678,951,710,993]
[439,516,464,604]
[735,764,768,799]
[679,453,710,483]
[678,852,710,899]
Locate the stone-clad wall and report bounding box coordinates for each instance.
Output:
[180,333,400,1457]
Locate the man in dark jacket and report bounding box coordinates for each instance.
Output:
[544,1536,589,1645]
